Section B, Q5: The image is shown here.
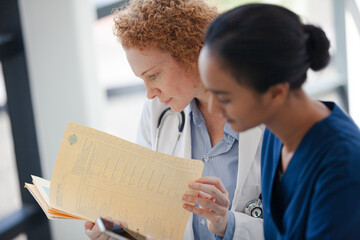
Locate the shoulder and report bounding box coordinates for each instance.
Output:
[318,103,360,163]
[318,136,360,183]
[310,105,360,185]
[325,102,360,138]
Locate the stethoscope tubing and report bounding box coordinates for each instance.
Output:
[155,107,185,154]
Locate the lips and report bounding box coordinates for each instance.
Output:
[161,98,172,105]
[225,118,235,123]
[223,115,234,123]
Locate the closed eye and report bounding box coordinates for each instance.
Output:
[216,95,231,104]
[218,99,231,104]
[148,73,159,80]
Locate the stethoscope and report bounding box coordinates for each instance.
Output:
[245,193,263,218]
[155,107,263,219]
[154,107,185,155]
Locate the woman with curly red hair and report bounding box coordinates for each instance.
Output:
[84,1,264,239]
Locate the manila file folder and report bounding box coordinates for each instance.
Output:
[25,122,204,240]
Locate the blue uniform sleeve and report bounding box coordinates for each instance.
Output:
[306,148,360,239]
[214,211,235,240]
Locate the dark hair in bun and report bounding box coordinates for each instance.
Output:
[204,4,331,93]
[303,24,330,71]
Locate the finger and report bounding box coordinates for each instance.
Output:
[195,177,227,193]
[113,220,128,229]
[188,182,229,207]
[197,192,214,211]
[183,193,211,211]
[182,195,227,215]
[198,191,215,201]
[184,191,215,205]
[85,221,95,230]
[85,221,110,240]
[183,203,216,221]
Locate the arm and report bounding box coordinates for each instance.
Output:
[306,152,360,239]
[214,207,264,240]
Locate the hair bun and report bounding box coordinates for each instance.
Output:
[303,24,330,71]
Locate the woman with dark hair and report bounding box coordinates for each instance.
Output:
[197,3,360,239]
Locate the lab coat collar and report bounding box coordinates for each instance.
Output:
[173,103,192,159]
[232,125,264,208]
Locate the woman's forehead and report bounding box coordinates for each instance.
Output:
[124,47,176,75]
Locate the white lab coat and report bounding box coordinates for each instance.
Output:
[136,98,264,240]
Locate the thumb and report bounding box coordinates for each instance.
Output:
[84,221,95,230]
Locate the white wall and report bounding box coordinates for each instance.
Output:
[347,0,360,126]
[19,0,105,239]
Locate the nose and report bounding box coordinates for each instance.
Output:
[208,94,224,115]
[145,83,161,100]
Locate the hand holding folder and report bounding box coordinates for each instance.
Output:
[25,123,204,240]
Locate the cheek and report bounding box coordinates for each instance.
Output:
[222,100,247,118]
[223,98,261,125]
[166,73,196,96]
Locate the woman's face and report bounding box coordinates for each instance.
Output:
[198,46,274,132]
[125,48,199,112]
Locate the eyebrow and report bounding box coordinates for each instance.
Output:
[140,66,156,77]
[208,89,230,95]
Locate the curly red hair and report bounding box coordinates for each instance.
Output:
[113,0,218,70]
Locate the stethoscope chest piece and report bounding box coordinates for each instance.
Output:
[245,196,263,218]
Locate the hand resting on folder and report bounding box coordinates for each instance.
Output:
[85,176,230,240]
[85,218,173,240]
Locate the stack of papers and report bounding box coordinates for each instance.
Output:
[25,123,204,240]
[25,175,85,220]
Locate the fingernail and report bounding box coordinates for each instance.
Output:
[183,196,192,201]
[189,182,194,187]
[183,204,189,209]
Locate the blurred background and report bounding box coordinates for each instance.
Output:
[0,0,359,239]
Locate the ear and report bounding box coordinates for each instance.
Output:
[265,82,290,104]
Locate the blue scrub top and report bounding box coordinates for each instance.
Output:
[261,102,360,239]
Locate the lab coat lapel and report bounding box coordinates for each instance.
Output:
[233,126,263,207]
[179,105,194,240]
[173,105,192,159]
